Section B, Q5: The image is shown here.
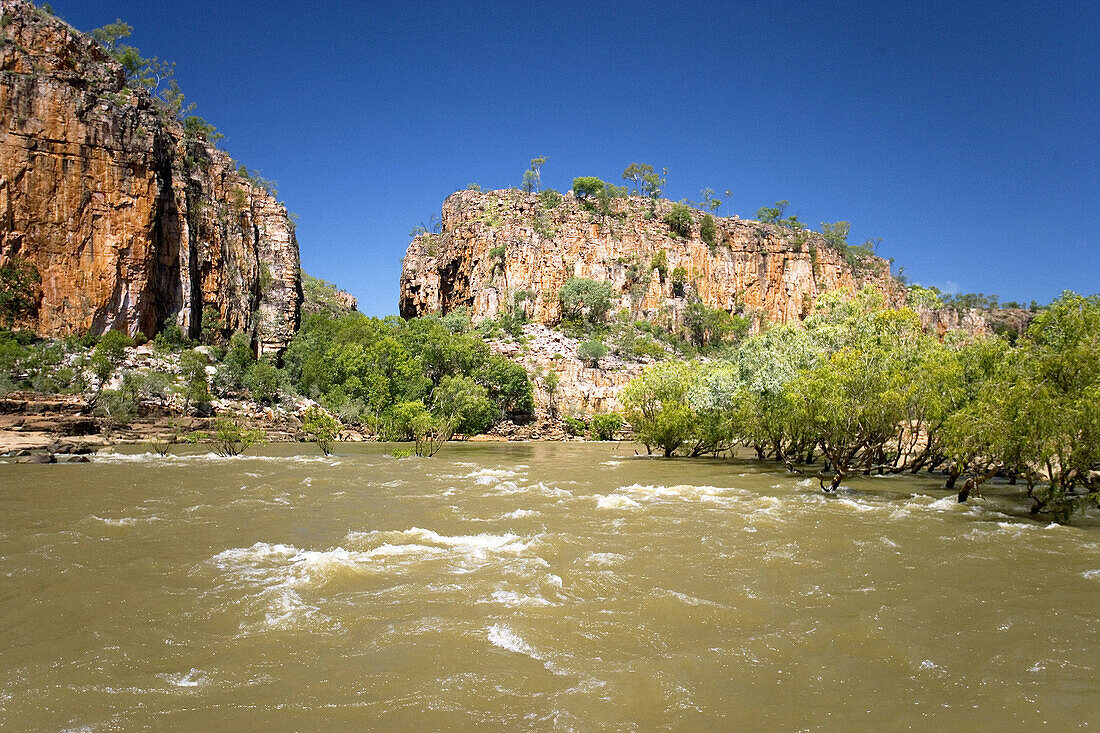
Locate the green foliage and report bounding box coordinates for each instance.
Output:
[183,115,223,143]
[820,221,851,253]
[203,415,264,457]
[699,214,718,250]
[433,374,497,436]
[571,177,605,199]
[437,307,470,334]
[756,200,789,224]
[520,169,538,193]
[944,292,1100,520]
[154,322,192,351]
[178,349,212,412]
[622,361,698,456]
[562,416,587,436]
[538,189,562,209]
[200,304,224,345]
[213,331,255,395]
[283,312,533,434]
[0,259,40,328]
[382,400,431,441]
[651,249,668,282]
[699,188,721,213]
[301,405,340,455]
[90,330,133,386]
[590,412,624,441]
[663,203,693,238]
[94,388,137,437]
[683,300,747,351]
[244,360,280,405]
[577,339,608,368]
[559,278,614,325]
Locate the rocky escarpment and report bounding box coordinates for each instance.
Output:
[400,189,908,328]
[0,0,300,355]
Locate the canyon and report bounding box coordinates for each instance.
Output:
[0,0,301,355]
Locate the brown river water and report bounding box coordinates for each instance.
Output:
[1,443,1098,730]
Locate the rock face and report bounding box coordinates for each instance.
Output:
[0,0,301,355]
[400,189,908,328]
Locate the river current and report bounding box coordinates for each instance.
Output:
[1,443,1097,729]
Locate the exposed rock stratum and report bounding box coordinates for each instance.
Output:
[0,0,301,354]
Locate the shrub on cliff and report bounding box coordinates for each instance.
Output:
[664,204,694,238]
[577,339,608,368]
[538,189,562,209]
[700,214,718,250]
[651,250,669,282]
[0,259,40,328]
[572,177,605,199]
[559,278,613,325]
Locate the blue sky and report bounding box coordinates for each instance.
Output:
[51,0,1099,315]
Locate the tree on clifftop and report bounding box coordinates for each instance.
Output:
[622,163,653,196]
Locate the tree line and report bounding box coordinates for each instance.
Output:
[621,288,1099,522]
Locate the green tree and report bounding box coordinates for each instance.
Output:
[521,169,538,193]
[178,349,212,413]
[756,200,789,224]
[820,221,851,252]
[700,188,721,213]
[572,177,605,199]
[641,167,667,199]
[244,360,281,404]
[946,292,1100,519]
[529,156,547,193]
[89,330,134,388]
[203,415,264,457]
[433,374,497,436]
[699,214,718,249]
[622,163,653,196]
[590,412,624,441]
[577,339,608,368]
[651,250,669,282]
[559,278,614,325]
[95,388,137,439]
[664,203,693,238]
[301,405,340,455]
[622,360,698,456]
[0,259,40,328]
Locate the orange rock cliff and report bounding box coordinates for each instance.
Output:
[400,189,909,328]
[0,0,301,355]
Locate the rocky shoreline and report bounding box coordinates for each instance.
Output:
[0,390,597,463]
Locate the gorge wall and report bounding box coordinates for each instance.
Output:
[0,0,301,355]
[400,189,909,329]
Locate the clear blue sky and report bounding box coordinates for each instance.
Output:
[51,0,1099,315]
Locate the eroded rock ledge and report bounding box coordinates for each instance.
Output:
[400,188,908,329]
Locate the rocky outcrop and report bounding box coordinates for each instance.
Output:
[0,0,301,355]
[400,189,908,328]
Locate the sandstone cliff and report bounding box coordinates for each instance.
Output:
[0,0,301,355]
[400,189,908,328]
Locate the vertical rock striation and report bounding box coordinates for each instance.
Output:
[400,189,908,329]
[0,0,300,355]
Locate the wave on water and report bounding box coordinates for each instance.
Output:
[157,668,207,688]
[211,527,549,631]
[93,452,338,465]
[486,624,567,676]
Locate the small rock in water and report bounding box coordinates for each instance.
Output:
[23,453,56,464]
